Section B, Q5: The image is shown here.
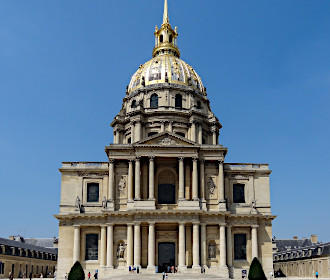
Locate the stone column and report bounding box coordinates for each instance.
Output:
[226,225,232,268]
[192,158,199,200]
[148,157,155,200]
[178,223,186,270]
[191,122,196,142]
[135,121,142,142]
[134,223,141,267]
[131,122,135,143]
[108,159,115,201]
[212,127,217,145]
[160,121,165,132]
[198,123,203,144]
[251,225,259,259]
[200,160,205,201]
[114,131,118,144]
[218,160,226,209]
[192,222,200,269]
[178,157,185,200]
[128,160,133,202]
[185,163,191,200]
[73,225,80,263]
[127,224,133,267]
[201,223,207,268]
[219,224,227,268]
[100,226,107,267]
[168,121,173,132]
[106,224,114,268]
[147,222,156,270]
[135,157,141,200]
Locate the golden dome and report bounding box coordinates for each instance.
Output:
[127,0,205,95]
[127,54,205,94]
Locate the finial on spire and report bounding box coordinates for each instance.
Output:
[163,0,169,24]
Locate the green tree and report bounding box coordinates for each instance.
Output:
[68,261,85,280]
[248,257,267,280]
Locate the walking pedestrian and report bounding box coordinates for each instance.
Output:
[316,271,319,279]
[88,272,91,280]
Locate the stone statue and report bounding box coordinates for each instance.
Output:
[102,197,107,209]
[75,196,81,211]
[116,243,126,259]
[207,177,216,195]
[118,176,127,192]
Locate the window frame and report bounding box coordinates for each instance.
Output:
[175,94,183,109]
[233,183,246,203]
[83,178,103,206]
[84,231,100,262]
[234,233,247,261]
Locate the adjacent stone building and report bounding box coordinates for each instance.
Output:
[0,236,57,279]
[55,1,275,278]
[273,235,330,278]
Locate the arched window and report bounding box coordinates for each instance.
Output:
[160,35,163,43]
[169,35,173,43]
[150,94,158,108]
[197,101,202,109]
[131,100,137,108]
[175,94,182,108]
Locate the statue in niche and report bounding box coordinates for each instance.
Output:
[116,242,126,259]
[118,176,127,192]
[208,243,216,259]
[102,196,107,209]
[207,177,216,195]
[75,196,81,212]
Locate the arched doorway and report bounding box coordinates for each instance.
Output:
[157,169,176,204]
[158,242,175,273]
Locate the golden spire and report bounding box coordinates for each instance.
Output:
[163,0,169,24]
[153,0,180,58]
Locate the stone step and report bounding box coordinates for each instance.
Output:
[105,274,228,280]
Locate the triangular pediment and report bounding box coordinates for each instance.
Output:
[135,132,197,146]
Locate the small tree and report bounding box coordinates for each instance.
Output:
[248,257,267,280]
[68,261,85,280]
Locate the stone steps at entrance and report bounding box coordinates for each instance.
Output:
[104,274,227,280]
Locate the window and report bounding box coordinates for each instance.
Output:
[234,234,247,260]
[150,94,158,108]
[127,137,131,144]
[233,184,245,203]
[0,262,4,274]
[148,132,158,137]
[85,234,98,261]
[197,101,202,109]
[160,35,163,43]
[169,35,173,43]
[175,94,182,108]
[131,100,137,108]
[87,183,99,203]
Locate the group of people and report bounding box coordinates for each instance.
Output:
[8,272,49,280]
[128,266,140,274]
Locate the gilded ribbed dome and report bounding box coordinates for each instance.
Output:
[127,54,205,94]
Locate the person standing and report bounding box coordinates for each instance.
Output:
[9,272,14,280]
[316,271,319,279]
[29,272,32,280]
[88,272,91,280]
[162,271,165,280]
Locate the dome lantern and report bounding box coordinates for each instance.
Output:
[153,0,180,58]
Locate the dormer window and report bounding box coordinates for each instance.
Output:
[131,100,137,108]
[197,101,202,109]
[150,94,159,108]
[169,35,173,43]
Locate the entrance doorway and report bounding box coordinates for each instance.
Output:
[158,242,175,273]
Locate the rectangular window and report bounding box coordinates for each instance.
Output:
[233,183,245,203]
[0,262,4,274]
[85,234,98,260]
[234,234,247,260]
[87,183,99,202]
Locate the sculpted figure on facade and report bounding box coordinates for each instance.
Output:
[116,242,126,259]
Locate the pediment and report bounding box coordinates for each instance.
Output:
[135,132,197,146]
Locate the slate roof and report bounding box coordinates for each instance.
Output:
[0,237,57,254]
[24,238,57,249]
[274,238,313,251]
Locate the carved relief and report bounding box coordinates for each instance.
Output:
[158,137,176,145]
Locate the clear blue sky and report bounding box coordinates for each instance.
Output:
[0,0,329,242]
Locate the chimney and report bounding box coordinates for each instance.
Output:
[311,234,318,243]
[293,236,298,240]
[8,236,15,240]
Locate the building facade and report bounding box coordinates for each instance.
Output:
[273,235,330,278]
[0,237,57,279]
[55,1,275,279]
